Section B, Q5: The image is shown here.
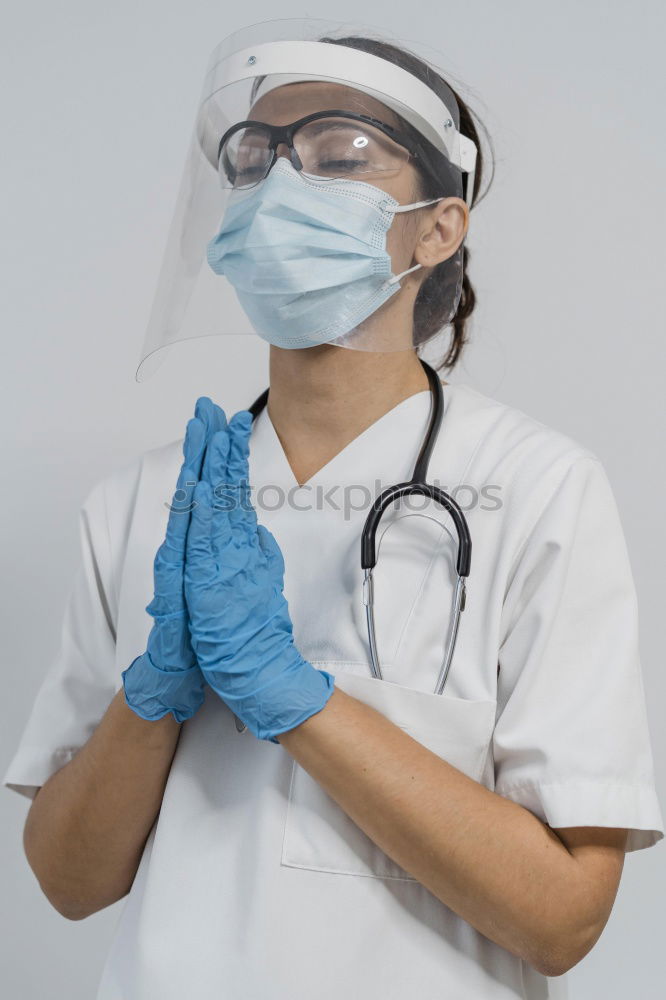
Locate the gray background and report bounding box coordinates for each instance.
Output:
[2,1,664,996]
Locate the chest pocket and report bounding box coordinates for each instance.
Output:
[281,664,497,881]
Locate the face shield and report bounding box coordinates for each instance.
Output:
[137,18,478,380]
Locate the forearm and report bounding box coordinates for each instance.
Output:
[278,686,593,976]
[24,688,181,920]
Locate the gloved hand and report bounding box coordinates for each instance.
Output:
[184,410,335,743]
[122,397,226,723]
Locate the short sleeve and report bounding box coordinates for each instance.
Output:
[3,479,119,800]
[494,455,664,853]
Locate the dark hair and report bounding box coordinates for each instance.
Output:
[320,34,495,372]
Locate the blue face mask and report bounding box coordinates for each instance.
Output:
[206,156,445,349]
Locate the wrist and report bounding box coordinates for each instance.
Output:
[122,653,206,723]
[225,656,336,744]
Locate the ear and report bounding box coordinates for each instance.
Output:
[414,197,469,268]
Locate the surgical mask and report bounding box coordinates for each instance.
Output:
[206,156,445,349]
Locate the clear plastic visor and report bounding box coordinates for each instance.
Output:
[137,18,471,380]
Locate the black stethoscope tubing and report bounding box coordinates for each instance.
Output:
[248,358,471,698]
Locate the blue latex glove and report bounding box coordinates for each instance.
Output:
[184,410,335,743]
[122,397,226,722]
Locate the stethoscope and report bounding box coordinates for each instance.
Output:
[233,360,471,733]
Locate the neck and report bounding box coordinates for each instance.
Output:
[265,346,434,486]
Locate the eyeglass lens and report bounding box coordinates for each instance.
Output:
[220,117,411,188]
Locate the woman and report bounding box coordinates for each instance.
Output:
[5,19,663,1000]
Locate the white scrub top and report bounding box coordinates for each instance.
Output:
[5,382,663,1000]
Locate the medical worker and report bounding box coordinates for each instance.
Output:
[4,18,663,1000]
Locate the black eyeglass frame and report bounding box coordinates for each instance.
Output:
[216,109,444,191]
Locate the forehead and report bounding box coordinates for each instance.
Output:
[247,80,402,129]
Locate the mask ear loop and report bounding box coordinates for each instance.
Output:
[381,262,423,290]
[379,196,446,291]
[389,196,446,213]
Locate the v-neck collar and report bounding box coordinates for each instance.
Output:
[249,384,458,492]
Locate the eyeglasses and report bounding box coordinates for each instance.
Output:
[216,110,429,189]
